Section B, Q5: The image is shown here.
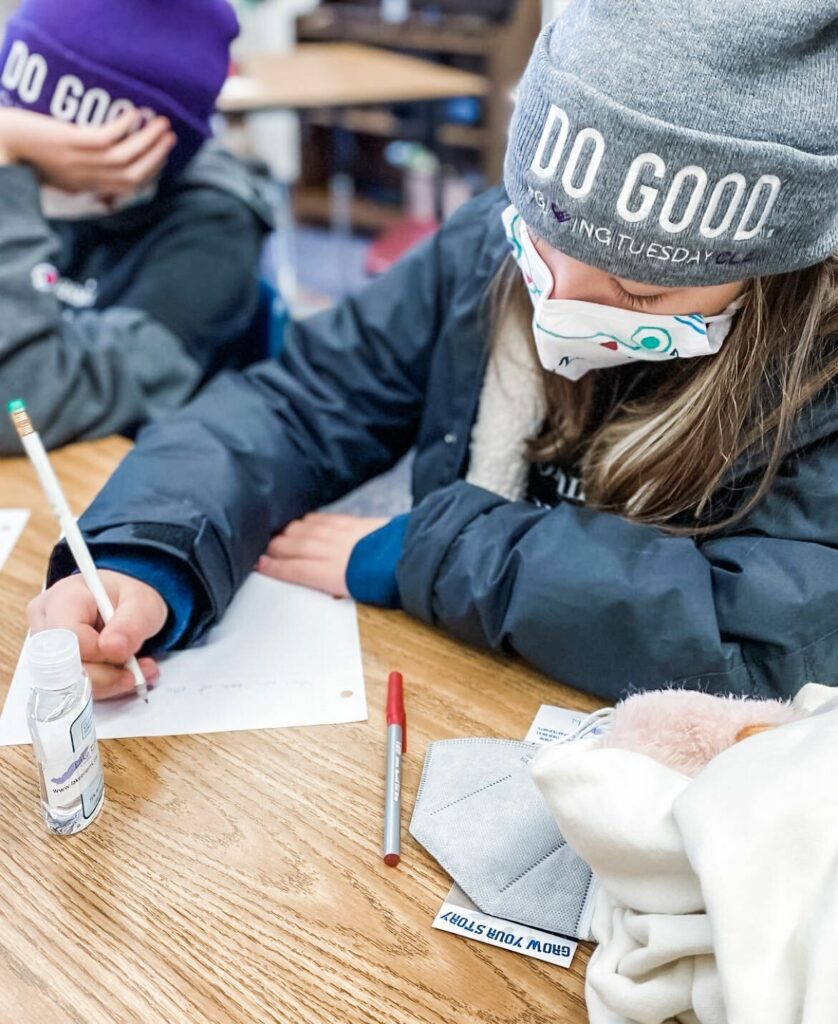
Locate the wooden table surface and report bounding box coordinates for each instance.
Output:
[0,437,596,1024]
[219,42,488,113]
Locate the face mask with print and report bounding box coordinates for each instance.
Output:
[40,183,159,221]
[502,204,745,382]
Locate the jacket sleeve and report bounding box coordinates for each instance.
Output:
[47,217,451,641]
[396,434,838,701]
[0,164,208,452]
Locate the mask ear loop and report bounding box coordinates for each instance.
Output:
[522,707,613,765]
[704,293,747,324]
[557,706,612,744]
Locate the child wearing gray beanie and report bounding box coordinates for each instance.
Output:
[30,1,838,747]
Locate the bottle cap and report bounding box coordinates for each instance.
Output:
[27,629,84,690]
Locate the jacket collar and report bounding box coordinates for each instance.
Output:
[725,380,838,484]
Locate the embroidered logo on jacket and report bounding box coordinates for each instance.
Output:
[31,263,98,308]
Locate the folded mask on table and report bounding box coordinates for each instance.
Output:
[409,737,597,940]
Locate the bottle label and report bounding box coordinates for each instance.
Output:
[42,696,104,815]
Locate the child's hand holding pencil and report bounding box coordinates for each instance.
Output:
[10,400,165,702]
[28,571,165,700]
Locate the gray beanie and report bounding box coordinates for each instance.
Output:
[504,1,838,287]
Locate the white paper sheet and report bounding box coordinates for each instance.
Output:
[0,573,367,744]
[0,509,29,572]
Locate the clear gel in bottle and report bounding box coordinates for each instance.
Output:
[26,629,105,835]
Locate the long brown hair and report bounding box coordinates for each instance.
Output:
[488,253,838,535]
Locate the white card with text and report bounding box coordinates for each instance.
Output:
[433,883,577,968]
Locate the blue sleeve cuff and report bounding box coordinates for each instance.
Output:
[95,551,199,652]
[346,514,410,609]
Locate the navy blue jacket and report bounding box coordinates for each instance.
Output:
[49,189,838,702]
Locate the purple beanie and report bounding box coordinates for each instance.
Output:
[0,0,239,176]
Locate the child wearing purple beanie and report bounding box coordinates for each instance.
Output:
[0,0,273,452]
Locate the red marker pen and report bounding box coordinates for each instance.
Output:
[383,671,406,867]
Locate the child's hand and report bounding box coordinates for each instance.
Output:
[0,108,176,196]
[258,514,389,597]
[27,571,167,700]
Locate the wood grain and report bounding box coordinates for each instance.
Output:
[0,438,597,1024]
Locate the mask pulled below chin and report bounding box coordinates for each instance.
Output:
[502,204,745,382]
[40,184,159,221]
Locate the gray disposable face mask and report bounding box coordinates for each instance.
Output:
[409,738,597,940]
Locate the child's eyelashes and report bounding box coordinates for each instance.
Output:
[611,280,667,310]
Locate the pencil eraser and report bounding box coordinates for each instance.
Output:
[7,399,25,414]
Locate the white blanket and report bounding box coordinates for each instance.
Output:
[532,684,838,1024]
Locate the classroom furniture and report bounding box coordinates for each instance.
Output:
[220,42,487,114]
[230,0,321,183]
[219,41,489,233]
[296,0,542,183]
[0,437,596,1024]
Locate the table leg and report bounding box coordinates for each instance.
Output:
[329,113,357,298]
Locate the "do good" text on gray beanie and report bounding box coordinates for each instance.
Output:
[504,0,838,286]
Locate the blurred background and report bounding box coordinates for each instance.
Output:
[0,0,570,310]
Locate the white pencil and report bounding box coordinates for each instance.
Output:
[8,399,149,701]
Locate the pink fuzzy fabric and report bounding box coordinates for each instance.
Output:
[604,689,800,777]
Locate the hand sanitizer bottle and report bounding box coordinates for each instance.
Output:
[26,629,105,835]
